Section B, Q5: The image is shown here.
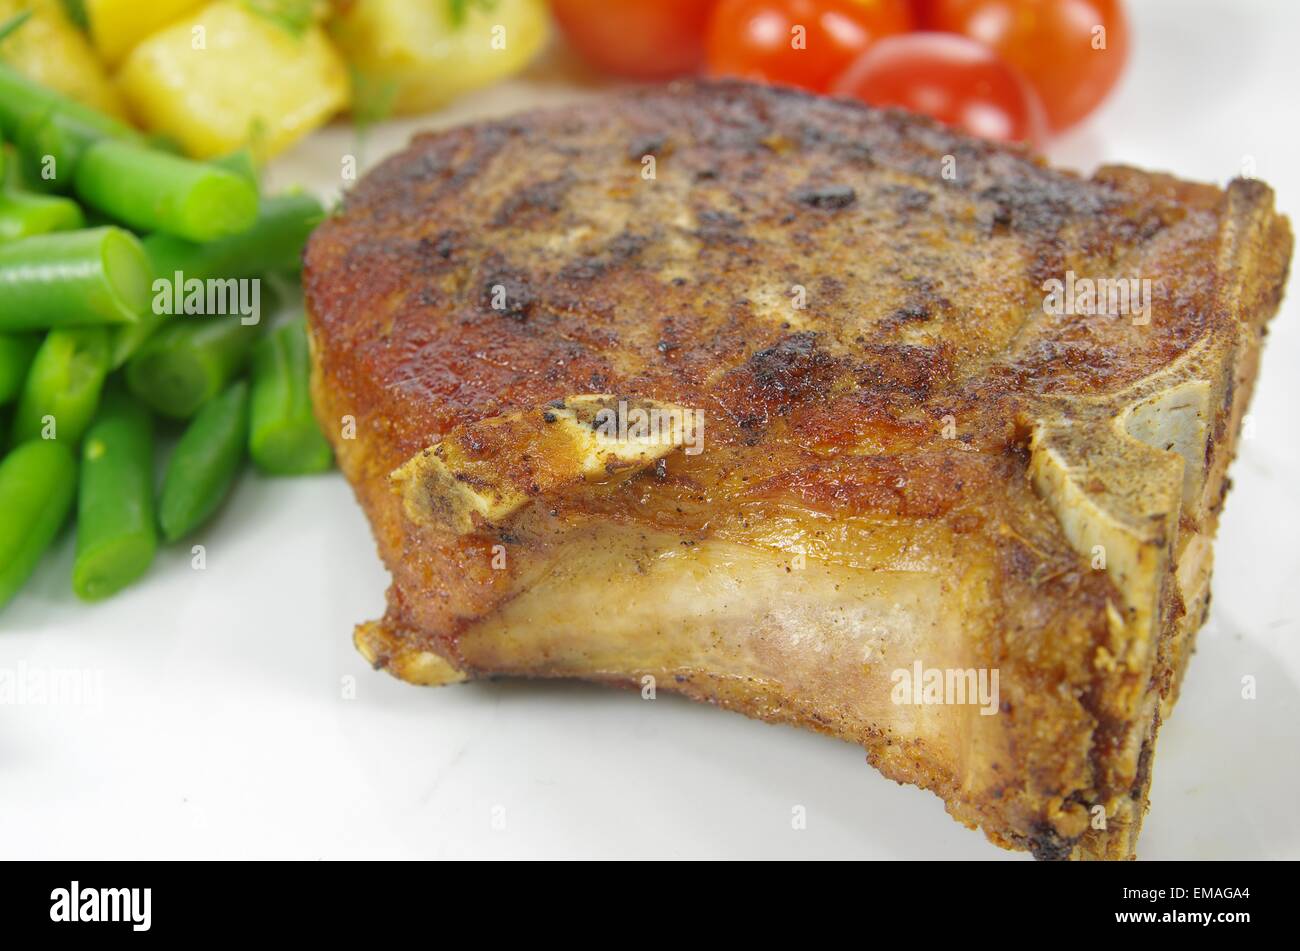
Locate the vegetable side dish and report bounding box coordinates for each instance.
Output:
[0,46,327,608]
[0,2,1130,161]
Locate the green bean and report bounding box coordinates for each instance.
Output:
[15,110,109,192]
[0,332,39,404]
[1,66,144,193]
[0,62,139,143]
[74,139,258,242]
[125,315,260,419]
[249,319,332,475]
[73,389,156,601]
[0,438,77,610]
[152,191,319,278]
[112,192,322,366]
[11,327,110,446]
[158,380,249,543]
[1,142,24,188]
[0,64,72,138]
[0,188,85,241]
[0,227,152,331]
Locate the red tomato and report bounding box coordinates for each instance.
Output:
[908,0,942,27]
[930,0,1130,132]
[706,0,915,93]
[549,0,720,80]
[832,32,1047,144]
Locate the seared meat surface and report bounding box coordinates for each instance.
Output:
[303,80,1292,859]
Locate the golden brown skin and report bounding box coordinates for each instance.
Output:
[303,80,1292,859]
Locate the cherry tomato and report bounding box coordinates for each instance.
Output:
[907,0,942,27]
[549,0,721,80]
[832,32,1047,145]
[706,0,915,93]
[930,0,1130,132]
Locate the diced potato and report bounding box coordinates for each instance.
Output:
[0,0,128,118]
[85,0,206,66]
[116,1,349,160]
[329,0,549,116]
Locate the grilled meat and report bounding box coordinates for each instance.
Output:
[303,80,1292,859]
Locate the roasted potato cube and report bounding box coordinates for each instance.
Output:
[0,0,128,118]
[117,1,349,160]
[85,0,206,66]
[329,0,549,116]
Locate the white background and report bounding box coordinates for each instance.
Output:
[2,0,1297,859]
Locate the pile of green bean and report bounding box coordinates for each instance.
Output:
[0,62,330,611]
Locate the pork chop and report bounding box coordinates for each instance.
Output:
[302,80,1292,859]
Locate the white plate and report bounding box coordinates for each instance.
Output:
[2,0,1297,860]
